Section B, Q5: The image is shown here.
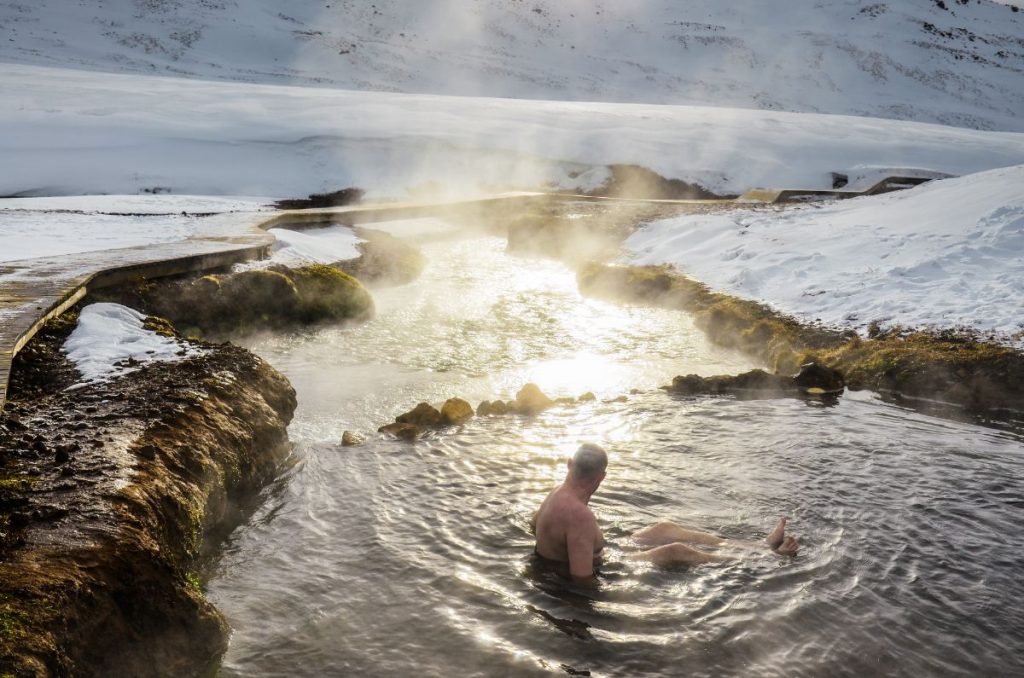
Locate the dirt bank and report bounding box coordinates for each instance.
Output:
[0,312,296,677]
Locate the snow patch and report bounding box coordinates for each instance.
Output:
[63,303,204,384]
[261,225,364,266]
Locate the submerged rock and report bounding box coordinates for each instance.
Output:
[341,430,365,447]
[440,398,474,425]
[378,422,420,441]
[578,392,596,402]
[396,402,442,427]
[477,399,509,416]
[670,362,845,400]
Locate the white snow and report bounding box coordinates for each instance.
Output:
[3,64,1024,201]
[0,195,271,263]
[242,219,457,270]
[624,165,1024,343]
[248,225,364,269]
[0,211,194,263]
[63,303,205,383]
[1,0,1022,131]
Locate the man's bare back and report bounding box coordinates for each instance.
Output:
[533,444,799,584]
[534,486,605,562]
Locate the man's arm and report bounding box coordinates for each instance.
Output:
[566,518,599,587]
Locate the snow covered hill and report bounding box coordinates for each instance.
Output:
[4,62,1024,199]
[2,0,1023,131]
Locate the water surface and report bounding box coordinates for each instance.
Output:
[209,224,1024,677]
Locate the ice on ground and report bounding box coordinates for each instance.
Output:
[63,303,204,384]
[624,165,1024,343]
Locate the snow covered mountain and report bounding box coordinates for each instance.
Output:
[2,0,1023,131]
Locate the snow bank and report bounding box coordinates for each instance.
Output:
[245,225,365,269]
[0,195,270,263]
[3,65,1024,200]
[624,165,1024,342]
[63,304,204,383]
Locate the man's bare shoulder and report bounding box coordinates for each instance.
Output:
[562,499,597,526]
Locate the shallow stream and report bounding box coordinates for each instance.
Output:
[209,221,1024,677]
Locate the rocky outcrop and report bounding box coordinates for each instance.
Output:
[395,402,443,427]
[92,263,374,338]
[336,227,425,287]
[588,164,730,201]
[379,398,477,441]
[0,313,296,677]
[670,362,845,400]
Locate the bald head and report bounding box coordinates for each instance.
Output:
[569,443,608,483]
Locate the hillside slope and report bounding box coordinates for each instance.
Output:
[1,0,1023,130]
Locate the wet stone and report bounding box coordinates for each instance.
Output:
[440,398,474,425]
[341,430,365,447]
[378,422,420,441]
[396,402,442,427]
[511,383,555,415]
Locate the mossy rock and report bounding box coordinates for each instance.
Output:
[217,270,300,324]
[290,264,374,323]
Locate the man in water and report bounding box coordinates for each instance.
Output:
[533,443,799,584]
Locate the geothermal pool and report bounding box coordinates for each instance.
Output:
[207,222,1024,677]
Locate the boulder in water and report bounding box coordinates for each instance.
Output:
[396,402,442,427]
[440,398,474,425]
[478,399,509,416]
[578,392,596,402]
[670,364,845,400]
[511,383,554,415]
[341,430,364,447]
[792,362,845,394]
[378,422,420,441]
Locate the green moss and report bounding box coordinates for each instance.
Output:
[0,604,26,640]
[184,572,202,593]
[0,473,34,496]
[41,309,80,335]
[142,315,178,338]
[290,264,374,323]
[183,501,204,559]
